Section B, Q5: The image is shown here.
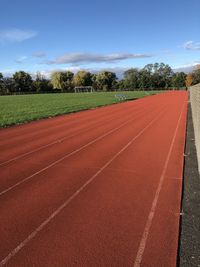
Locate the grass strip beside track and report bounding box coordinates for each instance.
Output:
[0,91,161,127]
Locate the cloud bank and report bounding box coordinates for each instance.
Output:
[32,51,46,58]
[183,41,200,51]
[15,56,28,63]
[0,29,37,43]
[34,66,131,79]
[46,52,152,65]
[173,62,200,73]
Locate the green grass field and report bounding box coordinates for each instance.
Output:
[0,91,161,127]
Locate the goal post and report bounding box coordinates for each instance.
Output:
[74,86,94,93]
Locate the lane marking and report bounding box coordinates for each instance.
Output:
[166,176,182,180]
[0,102,149,167]
[0,116,126,167]
[0,106,159,197]
[0,107,166,266]
[133,101,186,267]
[0,98,140,142]
[0,98,144,146]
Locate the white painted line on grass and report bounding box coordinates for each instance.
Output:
[133,102,186,267]
[0,107,166,266]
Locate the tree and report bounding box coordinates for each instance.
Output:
[13,71,33,92]
[95,71,117,91]
[51,71,74,91]
[116,79,126,90]
[3,78,15,93]
[51,72,62,90]
[73,71,92,87]
[33,72,53,92]
[0,73,5,94]
[91,73,98,90]
[123,68,139,90]
[138,69,152,89]
[171,72,186,88]
[143,63,173,88]
[192,64,200,85]
[62,71,74,91]
[185,73,193,87]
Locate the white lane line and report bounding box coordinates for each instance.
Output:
[0,97,143,146]
[0,107,156,197]
[133,101,186,267]
[0,106,166,266]
[0,103,147,167]
[0,117,118,167]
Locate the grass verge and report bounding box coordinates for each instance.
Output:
[0,91,161,127]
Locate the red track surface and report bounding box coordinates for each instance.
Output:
[0,91,187,267]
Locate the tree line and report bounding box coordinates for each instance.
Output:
[0,62,200,95]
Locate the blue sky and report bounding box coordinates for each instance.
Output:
[0,0,200,77]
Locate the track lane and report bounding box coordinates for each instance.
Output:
[0,101,154,165]
[0,96,149,148]
[0,92,168,160]
[0,92,187,266]
[0,102,166,265]
[138,101,187,267]
[0,97,157,164]
[0,103,161,195]
[133,101,186,267]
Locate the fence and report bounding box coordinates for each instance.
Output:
[190,84,200,173]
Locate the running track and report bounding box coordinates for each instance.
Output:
[0,91,187,267]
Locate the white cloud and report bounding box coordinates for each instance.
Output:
[15,51,46,64]
[33,66,130,79]
[173,62,200,73]
[0,68,16,77]
[45,52,152,65]
[0,29,37,43]
[38,67,81,78]
[32,51,46,58]
[15,56,28,63]
[183,41,200,51]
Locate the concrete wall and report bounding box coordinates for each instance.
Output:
[190,84,200,173]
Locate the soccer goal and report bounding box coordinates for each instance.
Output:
[74,86,94,93]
